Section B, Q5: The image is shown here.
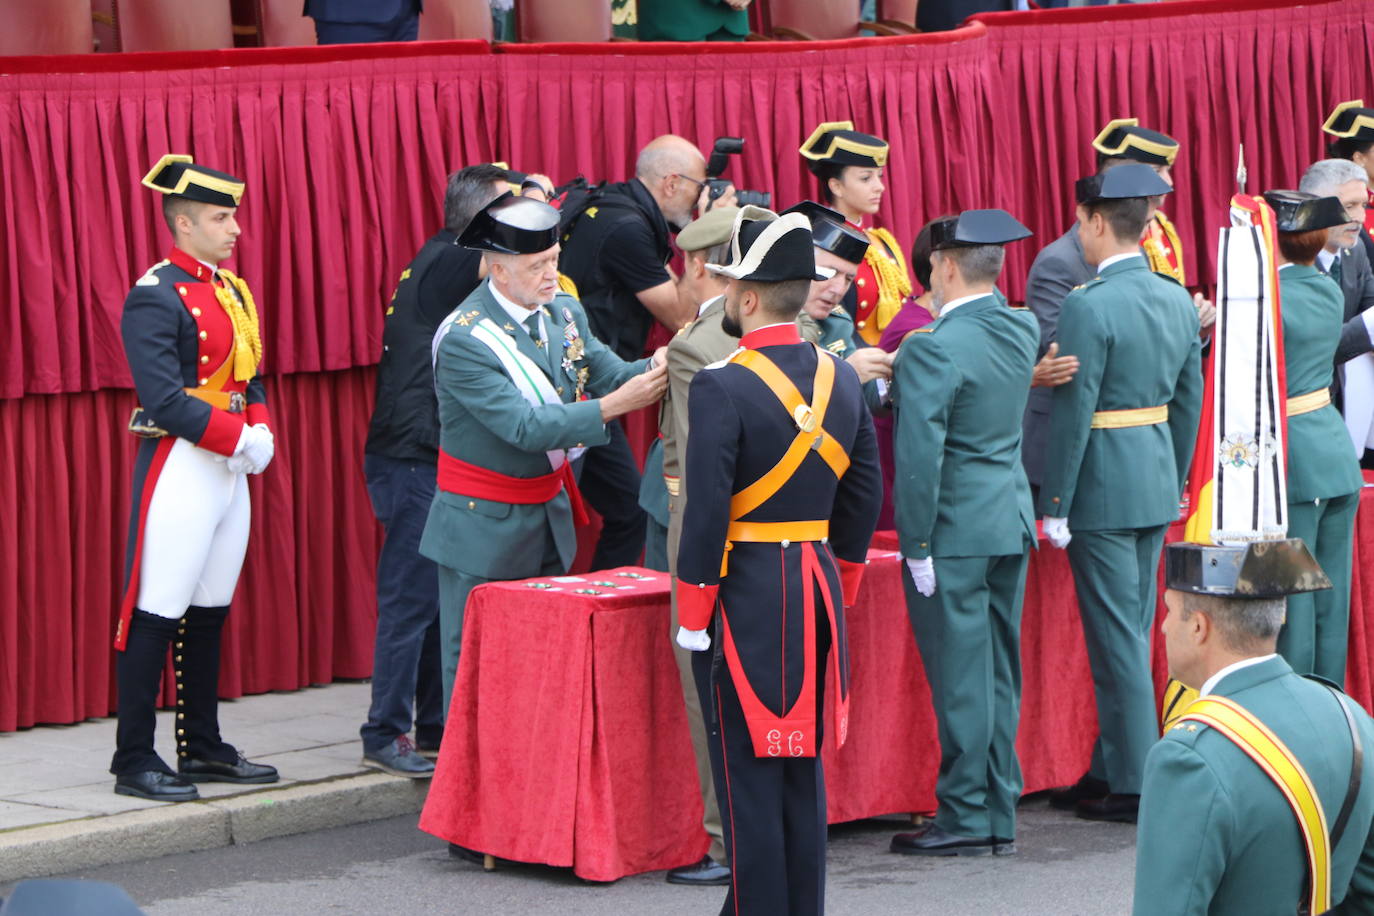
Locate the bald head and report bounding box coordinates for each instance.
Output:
[635,135,708,230]
[636,135,705,182]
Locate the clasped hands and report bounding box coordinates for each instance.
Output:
[227,423,274,475]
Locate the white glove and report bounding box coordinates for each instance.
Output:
[225,452,254,475]
[905,556,936,597]
[676,626,711,652]
[239,423,275,475]
[1044,516,1072,549]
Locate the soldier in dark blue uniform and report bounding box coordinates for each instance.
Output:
[112,155,279,801]
[675,209,882,915]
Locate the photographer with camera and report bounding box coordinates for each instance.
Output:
[557,134,741,570]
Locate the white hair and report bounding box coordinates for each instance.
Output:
[1299,158,1368,197]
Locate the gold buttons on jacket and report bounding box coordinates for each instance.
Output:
[199,330,208,341]
[199,378,208,386]
[468,501,476,510]
[201,355,210,365]
[191,307,202,317]
[178,286,188,296]
[857,278,866,287]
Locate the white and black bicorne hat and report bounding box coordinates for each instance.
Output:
[707,206,834,283]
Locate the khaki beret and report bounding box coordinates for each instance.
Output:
[676,205,741,254]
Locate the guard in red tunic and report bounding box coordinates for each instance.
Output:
[1092,118,1187,285]
[675,210,882,915]
[111,155,279,801]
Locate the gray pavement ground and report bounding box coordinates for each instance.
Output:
[0,683,430,883]
[0,682,1139,913]
[12,804,1137,915]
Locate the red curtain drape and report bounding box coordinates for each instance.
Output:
[0,369,379,730]
[3,1,1373,729]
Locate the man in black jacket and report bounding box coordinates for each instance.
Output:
[359,164,506,777]
[559,135,734,570]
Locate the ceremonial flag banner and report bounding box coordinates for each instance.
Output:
[1184,194,1288,547]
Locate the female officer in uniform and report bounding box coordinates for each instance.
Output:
[800,121,912,347]
[1265,189,1364,686]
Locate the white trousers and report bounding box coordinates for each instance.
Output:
[136,438,251,618]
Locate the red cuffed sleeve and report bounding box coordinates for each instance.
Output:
[675,579,719,631]
[837,558,866,607]
[245,402,271,428]
[197,408,246,457]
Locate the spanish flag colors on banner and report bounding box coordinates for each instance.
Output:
[1163,192,1289,730]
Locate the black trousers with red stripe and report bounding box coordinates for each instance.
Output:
[696,609,831,916]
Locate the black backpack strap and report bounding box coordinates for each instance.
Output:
[1326,685,1364,852]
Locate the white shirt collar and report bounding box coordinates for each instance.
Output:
[197,257,219,276]
[1278,262,1295,271]
[1200,654,1277,697]
[1317,248,1338,273]
[939,292,990,316]
[1098,251,1143,274]
[699,293,724,317]
[489,279,545,343]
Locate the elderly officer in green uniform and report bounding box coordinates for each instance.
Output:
[1040,163,1203,823]
[1265,190,1365,687]
[887,210,1039,857]
[1136,538,1374,916]
[420,194,668,713]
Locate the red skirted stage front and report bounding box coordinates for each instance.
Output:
[2,1,1373,731]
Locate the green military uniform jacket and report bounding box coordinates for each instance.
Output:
[1135,656,1374,915]
[1281,265,1362,502]
[636,0,748,41]
[420,280,646,578]
[892,294,1039,559]
[1039,256,1203,528]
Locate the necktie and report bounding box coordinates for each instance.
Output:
[1330,255,1344,288]
[524,313,541,344]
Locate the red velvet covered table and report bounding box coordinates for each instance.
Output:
[417,568,709,882]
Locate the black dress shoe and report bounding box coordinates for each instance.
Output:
[178,753,279,784]
[114,770,200,802]
[1075,793,1139,823]
[991,837,1017,856]
[891,825,994,857]
[448,843,491,866]
[665,855,731,886]
[1048,772,1109,811]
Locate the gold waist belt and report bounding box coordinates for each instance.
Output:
[1090,405,1168,429]
[1287,388,1331,417]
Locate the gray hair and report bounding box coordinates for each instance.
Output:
[938,244,1006,285]
[1184,593,1287,653]
[1299,159,1368,197]
[443,163,509,234]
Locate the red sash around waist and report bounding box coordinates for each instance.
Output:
[438,450,588,525]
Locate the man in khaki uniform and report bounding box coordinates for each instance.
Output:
[660,205,740,886]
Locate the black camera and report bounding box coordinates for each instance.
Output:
[705,137,771,209]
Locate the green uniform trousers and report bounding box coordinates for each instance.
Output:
[1279,492,1358,687]
[903,549,1029,839]
[436,526,564,718]
[643,515,669,573]
[1066,525,1168,796]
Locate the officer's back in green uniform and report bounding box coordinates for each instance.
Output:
[1137,539,1374,915]
[1038,164,1202,820]
[1265,190,1365,687]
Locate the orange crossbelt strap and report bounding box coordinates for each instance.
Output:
[1180,696,1330,915]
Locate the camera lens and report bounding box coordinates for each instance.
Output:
[735,190,772,209]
